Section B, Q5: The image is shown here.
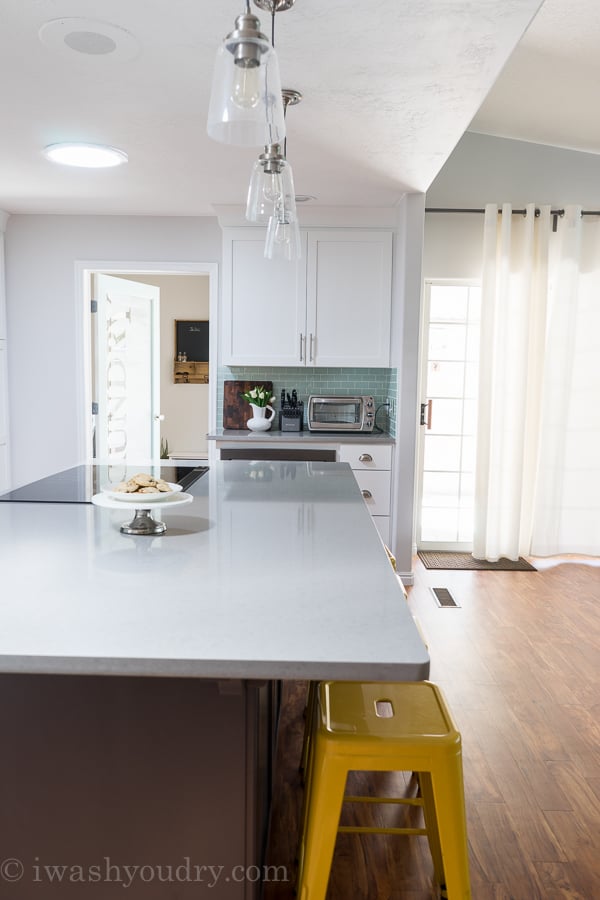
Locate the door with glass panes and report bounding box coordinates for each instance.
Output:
[416,281,481,550]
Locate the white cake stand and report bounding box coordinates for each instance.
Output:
[91,492,194,535]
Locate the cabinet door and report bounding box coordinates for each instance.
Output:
[0,342,8,492]
[0,232,6,341]
[0,342,7,445]
[306,230,392,367]
[222,228,308,366]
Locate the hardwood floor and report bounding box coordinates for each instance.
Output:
[264,556,600,899]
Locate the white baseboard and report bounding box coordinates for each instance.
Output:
[398,570,414,587]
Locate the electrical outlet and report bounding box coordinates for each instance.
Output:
[386,397,396,416]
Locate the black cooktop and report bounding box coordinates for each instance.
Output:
[0,464,209,504]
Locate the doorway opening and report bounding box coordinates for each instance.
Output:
[77,261,218,468]
[415,280,481,551]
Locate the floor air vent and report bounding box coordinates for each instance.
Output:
[431,587,460,608]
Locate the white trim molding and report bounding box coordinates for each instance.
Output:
[212,204,400,229]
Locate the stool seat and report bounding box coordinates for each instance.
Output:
[323,680,456,742]
[297,680,471,900]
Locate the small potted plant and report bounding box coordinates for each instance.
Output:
[241,385,276,432]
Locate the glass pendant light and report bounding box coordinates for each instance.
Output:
[207,2,286,147]
[264,156,300,262]
[246,143,296,223]
[265,206,302,261]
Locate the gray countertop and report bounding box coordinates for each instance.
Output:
[208,429,395,443]
[0,461,427,681]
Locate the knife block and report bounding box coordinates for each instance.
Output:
[279,403,304,432]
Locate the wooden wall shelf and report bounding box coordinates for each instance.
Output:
[173,361,209,384]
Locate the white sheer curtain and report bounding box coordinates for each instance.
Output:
[532,208,600,555]
[474,203,600,559]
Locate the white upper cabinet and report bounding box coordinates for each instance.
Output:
[0,227,8,492]
[221,227,392,367]
[0,343,7,445]
[222,228,308,366]
[306,230,392,367]
[0,232,5,342]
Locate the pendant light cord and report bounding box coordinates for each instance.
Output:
[269,6,286,155]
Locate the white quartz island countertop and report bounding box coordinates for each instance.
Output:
[0,461,429,681]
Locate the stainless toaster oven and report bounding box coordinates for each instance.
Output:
[307,395,375,432]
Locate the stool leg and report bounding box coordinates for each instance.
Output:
[417,770,446,889]
[297,682,320,868]
[300,680,318,782]
[297,735,348,900]
[429,751,471,899]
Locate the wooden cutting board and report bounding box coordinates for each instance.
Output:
[223,380,273,430]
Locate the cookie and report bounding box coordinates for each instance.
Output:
[133,474,154,487]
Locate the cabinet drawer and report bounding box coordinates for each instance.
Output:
[353,470,391,516]
[339,443,392,471]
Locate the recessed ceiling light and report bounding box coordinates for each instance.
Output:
[43,143,128,168]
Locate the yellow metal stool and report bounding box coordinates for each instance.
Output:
[297,680,471,900]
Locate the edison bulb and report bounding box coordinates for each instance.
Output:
[263,171,282,203]
[276,219,292,242]
[231,63,261,109]
[265,211,301,261]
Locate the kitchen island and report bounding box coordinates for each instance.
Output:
[0,461,428,898]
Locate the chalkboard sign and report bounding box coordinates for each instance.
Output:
[175,320,209,362]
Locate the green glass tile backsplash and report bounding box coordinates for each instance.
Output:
[218,366,397,435]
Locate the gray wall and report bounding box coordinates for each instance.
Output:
[423,130,600,290]
[427,131,600,208]
[5,215,221,485]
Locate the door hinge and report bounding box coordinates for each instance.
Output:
[90,300,98,313]
[91,402,99,415]
[420,402,427,425]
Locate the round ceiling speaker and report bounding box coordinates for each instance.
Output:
[38,18,141,61]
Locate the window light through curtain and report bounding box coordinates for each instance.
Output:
[474,203,600,560]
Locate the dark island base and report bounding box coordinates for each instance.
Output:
[0,675,279,898]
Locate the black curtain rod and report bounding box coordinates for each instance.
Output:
[425,207,600,232]
[425,207,600,216]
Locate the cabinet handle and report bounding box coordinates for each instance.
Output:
[309,333,314,362]
[358,453,373,463]
[361,489,373,499]
[299,333,304,362]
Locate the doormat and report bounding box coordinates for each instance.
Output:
[417,551,536,571]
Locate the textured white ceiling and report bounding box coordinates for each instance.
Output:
[0,0,542,215]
